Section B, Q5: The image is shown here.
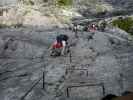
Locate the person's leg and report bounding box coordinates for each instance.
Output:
[50,48,61,57]
[62,43,70,55]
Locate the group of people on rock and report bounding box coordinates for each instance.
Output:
[73,20,107,32]
[48,19,133,100]
[49,20,107,57]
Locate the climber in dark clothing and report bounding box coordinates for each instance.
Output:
[100,20,107,32]
[88,24,97,32]
[49,34,69,56]
[3,38,14,50]
[73,24,78,38]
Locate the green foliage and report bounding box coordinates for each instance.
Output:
[112,17,133,35]
[0,23,6,28]
[0,23,23,29]
[0,10,3,16]
[56,0,72,6]
[112,10,128,16]
[22,0,35,5]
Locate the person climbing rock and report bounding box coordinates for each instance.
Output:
[100,20,107,32]
[73,24,78,38]
[0,37,16,58]
[3,38,14,50]
[88,23,97,32]
[49,34,69,57]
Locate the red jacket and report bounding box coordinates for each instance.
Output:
[52,41,63,49]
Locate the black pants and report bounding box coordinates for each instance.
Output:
[50,48,62,57]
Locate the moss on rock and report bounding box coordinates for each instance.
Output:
[56,0,72,6]
[112,17,133,35]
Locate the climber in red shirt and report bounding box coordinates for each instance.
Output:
[49,34,69,57]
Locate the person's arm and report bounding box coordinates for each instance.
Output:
[48,41,55,51]
[48,45,53,50]
[61,41,66,55]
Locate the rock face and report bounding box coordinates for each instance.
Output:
[0,0,133,100]
[0,26,133,100]
[73,0,133,9]
[103,0,133,9]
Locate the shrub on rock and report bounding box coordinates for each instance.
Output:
[56,0,72,6]
[112,17,133,35]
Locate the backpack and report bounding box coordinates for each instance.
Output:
[56,34,69,43]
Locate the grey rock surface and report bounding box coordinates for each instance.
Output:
[0,27,133,100]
